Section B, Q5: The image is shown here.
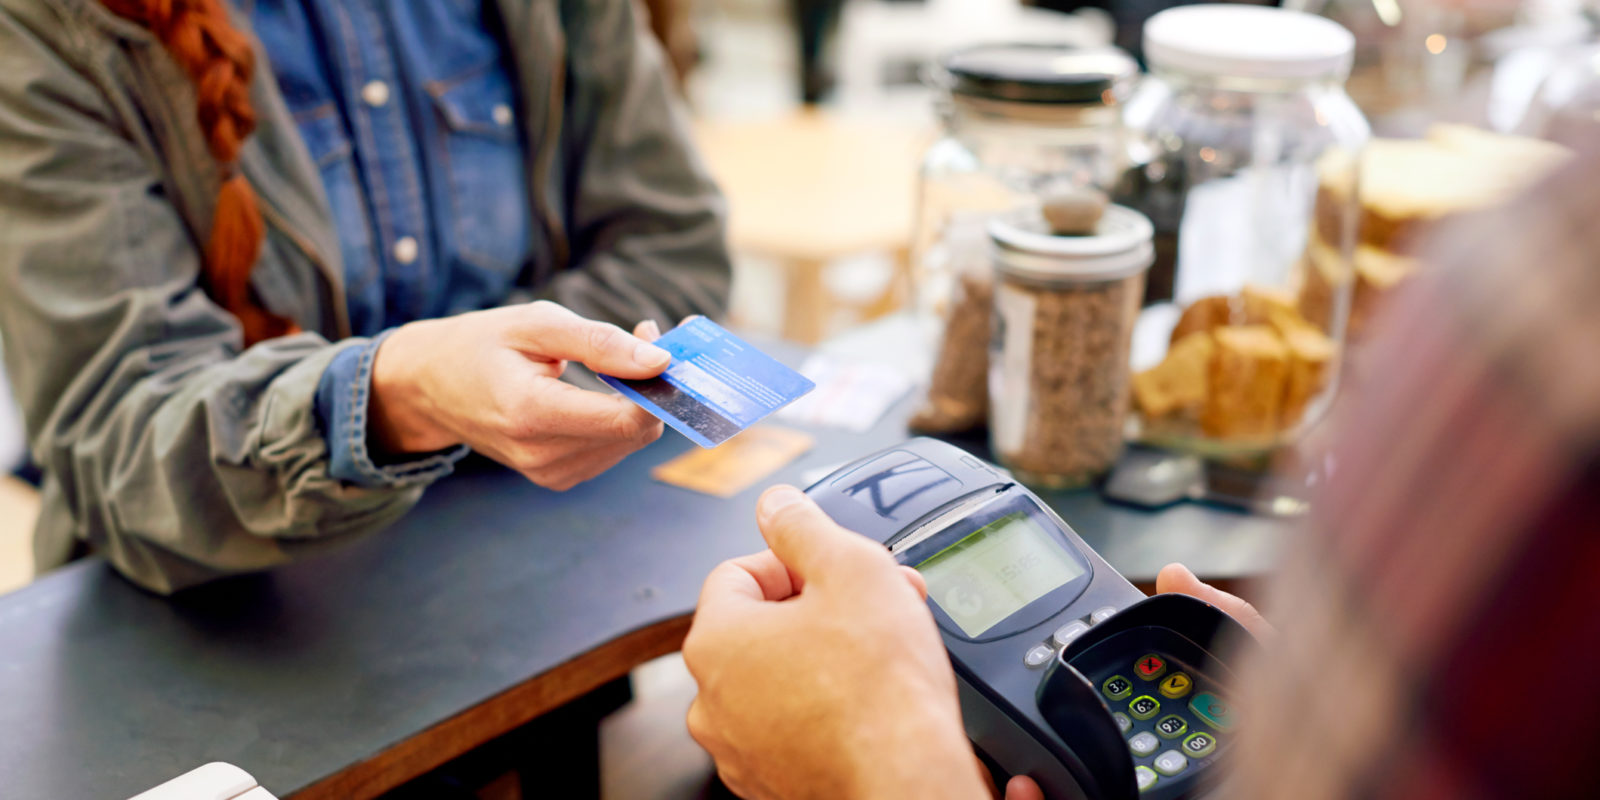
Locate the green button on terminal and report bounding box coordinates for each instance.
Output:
[1189,692,1234,731]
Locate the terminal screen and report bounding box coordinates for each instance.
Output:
[916,512,1084,637]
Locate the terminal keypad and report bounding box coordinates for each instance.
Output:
[1090,652,1231,793]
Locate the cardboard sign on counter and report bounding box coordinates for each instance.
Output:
[651,426,815,498]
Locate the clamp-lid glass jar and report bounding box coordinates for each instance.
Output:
[911,44,1139,434]
[988,206,1154,489]
[1117,4,1370,456]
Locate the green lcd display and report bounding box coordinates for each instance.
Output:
[916,512,1085,637]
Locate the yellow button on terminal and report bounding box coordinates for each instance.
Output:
[1159,672,1192,699]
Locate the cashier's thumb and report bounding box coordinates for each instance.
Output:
[1004,776,1045,800]
[758,485,891,586]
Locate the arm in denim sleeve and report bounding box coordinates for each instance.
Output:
[0,5,456,594]
[315,330,469,488]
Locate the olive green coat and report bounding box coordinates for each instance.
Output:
[0,0,730,592]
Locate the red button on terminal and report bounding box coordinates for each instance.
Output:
[1134,653,1168,681]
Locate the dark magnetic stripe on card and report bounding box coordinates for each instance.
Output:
[618,375,744,446]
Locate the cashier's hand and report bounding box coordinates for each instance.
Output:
[1156,563,1276,639]
[369,301,667,490]
[684,485,1044,800]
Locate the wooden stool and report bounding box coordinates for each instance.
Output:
[694,111,927,342]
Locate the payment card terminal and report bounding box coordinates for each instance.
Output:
[804,439,1256,799]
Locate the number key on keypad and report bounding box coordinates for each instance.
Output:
[1128,731,1160,757]
[1183,732,1217,758]
[1153,750,1188,777]
[1135,765,1158,792]
[1129,695,1160,720]
[1113,712,1132,734]
[1103,675,1133,700]
[1155,714,1188,739]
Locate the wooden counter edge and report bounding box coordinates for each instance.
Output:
[286,580,1259,798]
[289,613,694,800]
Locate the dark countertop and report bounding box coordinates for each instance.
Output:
[0,393,1287,800]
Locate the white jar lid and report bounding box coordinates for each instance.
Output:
[990,205,1155,283]
[1144,4,1355,82]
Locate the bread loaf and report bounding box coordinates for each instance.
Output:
[1132,331,1214,420]
[1276,323,1337,427]
[1304,126,1569,338]
[1201,325,1289,439]
[1169,295,1231,345]
[1314,126,1569,253]
[1300,233,1416,335]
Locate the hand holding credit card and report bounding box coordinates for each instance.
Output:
[599,318,815,448]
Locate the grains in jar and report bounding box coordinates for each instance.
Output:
[988,207,1154,488]
[909,270,993,432]
[910,45,1136,433]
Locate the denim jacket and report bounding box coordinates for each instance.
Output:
[0,0,731,593]
[254,1,532,489]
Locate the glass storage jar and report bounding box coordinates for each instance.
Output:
[1116,4,1369,457]
[910,44,1138,434]
[988,207,1154,489]
[1520,40,1600,147]
[1284,0,1474,128]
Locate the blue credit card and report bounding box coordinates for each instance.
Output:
[600,317,816,448]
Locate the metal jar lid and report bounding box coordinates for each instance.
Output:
[942,44,1138,105]
[990,205,1155,284]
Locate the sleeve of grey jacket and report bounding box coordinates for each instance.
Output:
[545,0,733,328]
[0,8,423,594]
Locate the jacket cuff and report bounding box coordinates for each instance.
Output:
[315,331,469,488]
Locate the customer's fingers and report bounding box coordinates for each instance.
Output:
[508,301,670,378]
[515,378,661,441]
[633,319,663,342]
[518,429,665,488]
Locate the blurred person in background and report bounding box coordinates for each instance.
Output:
[682,148,1600,798]
[0,0,729,594]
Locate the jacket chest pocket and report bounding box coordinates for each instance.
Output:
[293,107,381,302]
[428,64,533,277]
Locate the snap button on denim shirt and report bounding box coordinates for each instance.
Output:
[252,0,534,487]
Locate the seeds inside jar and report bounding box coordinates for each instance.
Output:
[987,207,1154,488]
[991,273,1143,486]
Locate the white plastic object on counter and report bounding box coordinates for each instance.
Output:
[127,763,278,800]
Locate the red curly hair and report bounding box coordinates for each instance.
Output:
[102,0,296,346]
